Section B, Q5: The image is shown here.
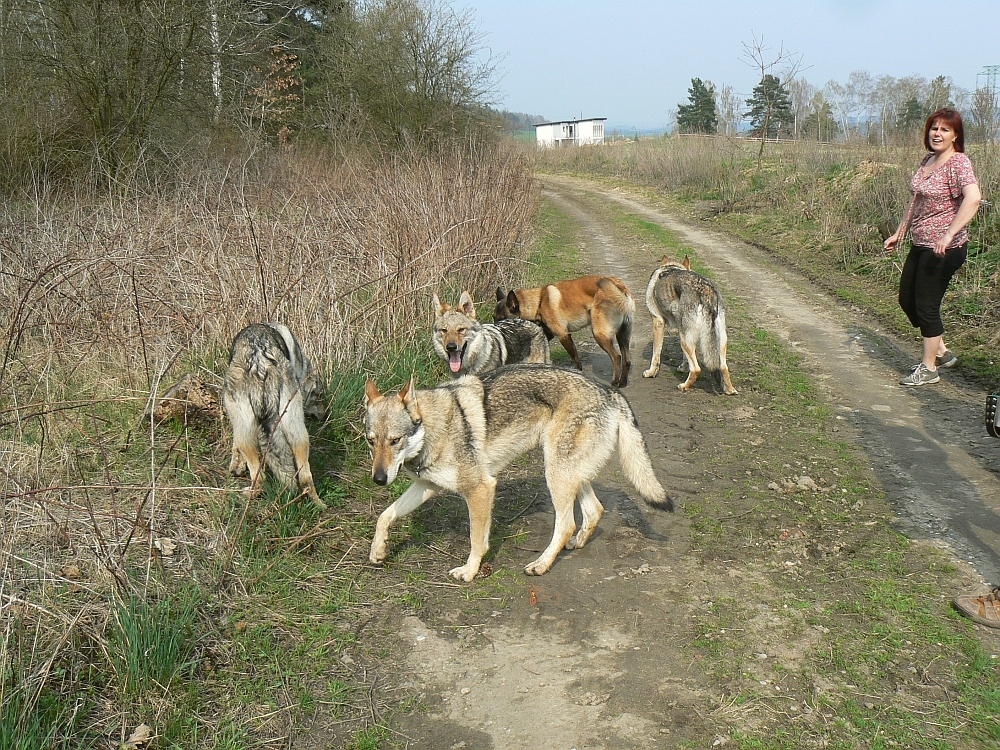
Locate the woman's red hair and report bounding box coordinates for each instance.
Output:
[924,108,965,153]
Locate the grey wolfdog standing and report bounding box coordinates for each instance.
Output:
[363,364,672,581]
[223,323,326,508]
[432,291,550,377]
[643,256,737,395]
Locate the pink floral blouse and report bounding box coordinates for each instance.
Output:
[909,152,978,249]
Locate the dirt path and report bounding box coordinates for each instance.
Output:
[540,175,1000,581]
[386,176,1000,749]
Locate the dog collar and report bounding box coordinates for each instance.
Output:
[406,446,429,477]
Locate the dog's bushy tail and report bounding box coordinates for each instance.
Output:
[241,346,300,479]
[599,277,635,355]
[697,296,727,389]
[614,397,673,511]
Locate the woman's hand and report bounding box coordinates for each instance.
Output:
[933,232,954,257]
[884,233,900,252]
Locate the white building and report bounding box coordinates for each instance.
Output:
[534,118,607,148]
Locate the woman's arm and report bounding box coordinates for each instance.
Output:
[933,182,982,256]
[884,195,917,252]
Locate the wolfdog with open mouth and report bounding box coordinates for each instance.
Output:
[432,291,549,377]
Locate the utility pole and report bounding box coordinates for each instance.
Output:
[976,66,1000,143]
[977,66,1000,98]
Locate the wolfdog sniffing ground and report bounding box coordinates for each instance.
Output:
[223,323,326,508]
[494,275,635,387]
[643,256,737,395]
[364,365,671,581]
[432,291,550,377]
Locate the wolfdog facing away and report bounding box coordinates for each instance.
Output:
[432,291,550,377]
[364,364,672,581]
[223,323,326,508]
[643,256,737,395]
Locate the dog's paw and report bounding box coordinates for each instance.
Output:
[642,367,658,378]
[448,563,480,582]
[523,557,553,576]
[564,537,580,550]
[369,541,388,565]
[305,487,327,510]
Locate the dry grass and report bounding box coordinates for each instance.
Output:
[0,141,536,746]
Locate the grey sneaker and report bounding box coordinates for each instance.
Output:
[900,363,940,386]
[936,350,957,368]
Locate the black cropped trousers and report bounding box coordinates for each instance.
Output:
[898,243,967,338]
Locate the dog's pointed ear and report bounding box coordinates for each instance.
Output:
[505,290,520,315]
[660,254,670,266]
[496,287,506,302]
[364,380,383,408]
[432,292,446,317]
[459,290,476,319]
[399,375,418,402]
[682,255,691,270]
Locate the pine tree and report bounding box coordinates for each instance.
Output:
[897,97,926,131]
[744,74,794,139]
[676,78,717,134]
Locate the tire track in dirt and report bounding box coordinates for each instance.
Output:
[542,174,1000,584]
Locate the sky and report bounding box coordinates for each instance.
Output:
[465,0,1000,131]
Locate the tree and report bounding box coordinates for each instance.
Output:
[317,0,499,144]
[871,74,900,147]
[823,80,853,139]
[801,92,840,142]
[970,86,1000,143]
[846,69,875,138]
[740,33,803,160]
[745,74,794,139]
[787,77,816,139]
[927,75,954,112]
[10,0,207,177]
[897,96,926,132]
[676,78,717,134]
[715,84,743,136]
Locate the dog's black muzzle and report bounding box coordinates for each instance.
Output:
[373,469,389,486]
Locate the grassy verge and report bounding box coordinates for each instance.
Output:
[553,192,1000,749]
[1,343,446,748]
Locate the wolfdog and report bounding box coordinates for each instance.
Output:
[223,323,326,508]
[432,291,550,377]
[494,275,635,387]
[364,364,671,581]
[643,256,737,395]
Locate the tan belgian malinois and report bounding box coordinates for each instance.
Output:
[494,276,635,386]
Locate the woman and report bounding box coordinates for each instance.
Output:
[884,108,982,386]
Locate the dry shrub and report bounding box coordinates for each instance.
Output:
[2,142,536,410]
[1,138,536,505]
[0,141,536,741]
